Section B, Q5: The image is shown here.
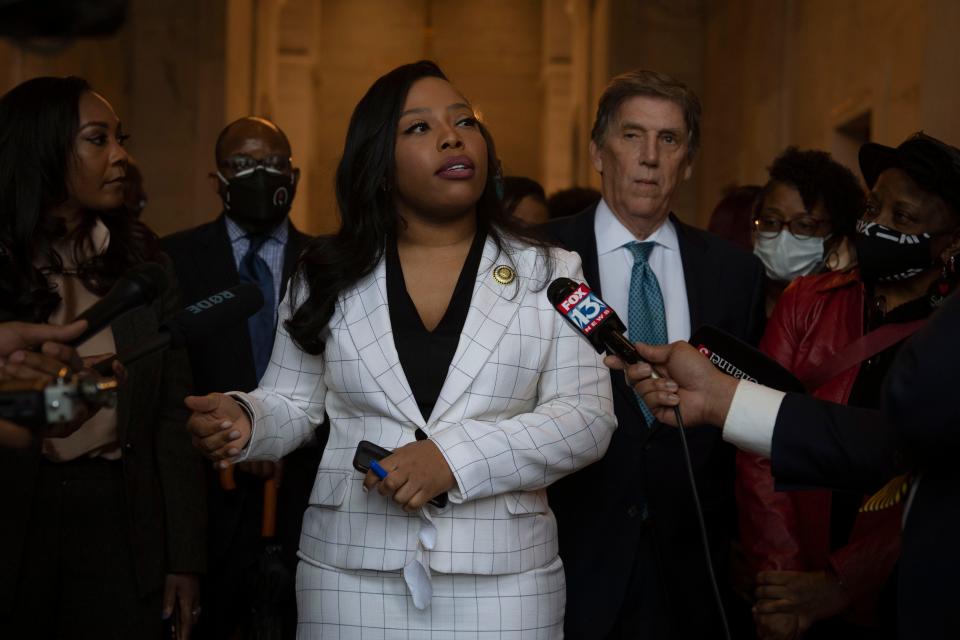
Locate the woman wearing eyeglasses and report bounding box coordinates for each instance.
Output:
[749,147,864,316]
[738,136,960,640]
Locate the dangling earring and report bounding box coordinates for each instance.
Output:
[936,253,956,296]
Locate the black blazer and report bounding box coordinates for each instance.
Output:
[0,255,206,612]
[544,205,766,639]
[772,290,960,640]
[161,215,319,572]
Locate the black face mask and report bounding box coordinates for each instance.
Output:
[854,220,934,282]
[218,167,296,234]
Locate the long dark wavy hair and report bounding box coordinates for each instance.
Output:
[286,60,552,354]
[0,76,160,322]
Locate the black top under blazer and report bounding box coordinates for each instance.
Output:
[544,205,766,639]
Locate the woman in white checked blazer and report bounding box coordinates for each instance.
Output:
[187,61,615,639]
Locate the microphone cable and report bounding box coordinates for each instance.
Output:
[669,401,732,640]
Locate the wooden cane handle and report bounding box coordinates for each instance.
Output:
[262,476,278,538]
[219,466,236,490]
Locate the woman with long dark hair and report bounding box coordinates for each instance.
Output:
[187,60,615,637]
[0,76,205,639]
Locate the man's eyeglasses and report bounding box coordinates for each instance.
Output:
[219,154,292,175]
[753,214,831,239]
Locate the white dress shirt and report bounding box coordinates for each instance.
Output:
[594,199,691,342]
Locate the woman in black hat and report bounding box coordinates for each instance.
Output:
[740,132,960,640]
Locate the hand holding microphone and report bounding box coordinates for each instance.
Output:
[549,276,801,429]
[0,261,169,447]
[608,341,738,428]
[1,278,264,448]
[0,319,92,448]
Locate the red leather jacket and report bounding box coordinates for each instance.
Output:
[736,269,902,619]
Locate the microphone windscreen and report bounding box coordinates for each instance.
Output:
[123,261,169,300]
[164,283,265,347]
[547,277,579,307]
[73,261,169,345]
[689,325,805,393]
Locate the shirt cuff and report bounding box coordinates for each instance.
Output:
[722,380,785,458]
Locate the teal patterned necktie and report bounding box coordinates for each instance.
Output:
[625,241,668,425]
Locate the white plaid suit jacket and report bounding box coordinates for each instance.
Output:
[233,235,615,577]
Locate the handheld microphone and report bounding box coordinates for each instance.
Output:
[548,277,731,640]
[547,277,659,376]
[94,283,265,375]
[690,325,806,393]
[72,261,168,346]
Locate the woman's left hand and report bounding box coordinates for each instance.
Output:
[363,440,456,512]
[163,573,201,640]
[753,570,852,633]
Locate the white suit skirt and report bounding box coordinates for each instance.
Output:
[295,556,566,639]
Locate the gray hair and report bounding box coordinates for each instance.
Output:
[590,69,702,160]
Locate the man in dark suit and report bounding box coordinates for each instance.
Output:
[619,284,960,640]
[162,117,320,640]
[544,69,765,639]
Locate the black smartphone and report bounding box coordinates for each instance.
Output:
[352,440,449,508]
[352,439,391,474]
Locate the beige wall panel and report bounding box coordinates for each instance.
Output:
[431,1,543,182]
[311,0,426,235]
[699,0,931,229]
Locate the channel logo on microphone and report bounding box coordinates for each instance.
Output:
[555,283,612,336]
[696,344,758,383]
[186,289,237,315]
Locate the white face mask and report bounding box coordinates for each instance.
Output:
[753,232,827,282]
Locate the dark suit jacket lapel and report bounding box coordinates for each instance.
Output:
[566,206,603,296]
[194,214,242,293]
[548,205,647,427]
[111,303,159,443]
[671,213,706,334]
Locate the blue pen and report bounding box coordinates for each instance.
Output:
[369,460,388,480]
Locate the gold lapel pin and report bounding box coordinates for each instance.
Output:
[492,265,515,285]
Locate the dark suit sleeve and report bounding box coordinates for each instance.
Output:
[154,255,207,574]
[883,291,960,454]
[770,392,905,494]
